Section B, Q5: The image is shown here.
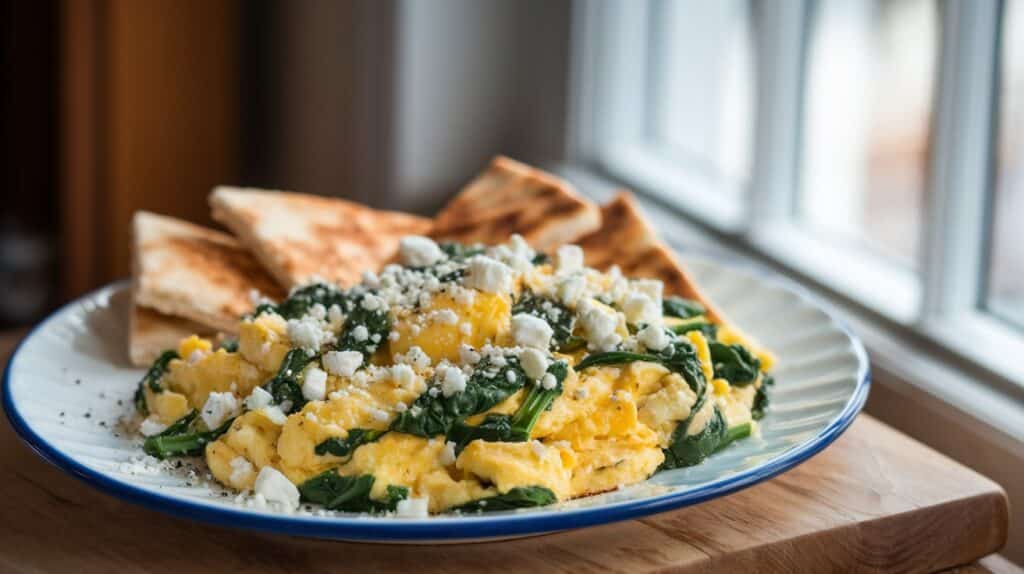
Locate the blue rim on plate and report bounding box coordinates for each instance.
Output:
[2,273,870,542]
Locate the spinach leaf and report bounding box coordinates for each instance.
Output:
[531,252,550,265]
[575,339,706,397]
[512,290,576,350]
[751,374,774,420]
[663,296,705,320]
[660,405,752,470]
[336,293,391,359]
[668,317,717,339]
[709,342,760,386]
[255,282,348,320]
[445,361,569,452]
[390,354,528,438]
[452,486,557,513]
[315,429,388,459]
[298,471,408,512]
[134,350,179,415]
[262,349,316,414]
[142,411,236,459]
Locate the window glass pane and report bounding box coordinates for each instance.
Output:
[987,0,1024,328]
[648,0,755,185]
[798,0,938,268]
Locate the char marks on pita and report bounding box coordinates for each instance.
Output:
[132,211,285,333]
[576,191,724,323]
[210,187,432,288]
[430,156,601,250]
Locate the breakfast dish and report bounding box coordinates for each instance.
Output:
[4,156,868,538]
[133,234,774,515]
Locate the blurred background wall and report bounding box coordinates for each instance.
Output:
[2,0,570,324]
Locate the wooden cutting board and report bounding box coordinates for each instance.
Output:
[0,332,1010,573]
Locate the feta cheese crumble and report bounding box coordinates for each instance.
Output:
[637,324,670,351]
[555,244,583,274]
[245,387,274,410]
[139,417,167,437]
[323,350,363,377]
[511,313,554,350]
[229,456,254,484]
[395,496,430,518]
[399,235,445,267]
[519,348,550,381]
[439,366,467,397]
[391,363,416,388]
[302,367,328,401]
[463,255,512,293]
[254,466,300,510]
[201,391,240,429]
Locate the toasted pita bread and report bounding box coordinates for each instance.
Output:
[133,211,285,332]
[576,192,724,323]
[210,187,432,288]
[430,156,601,249]
[129,305,214,366]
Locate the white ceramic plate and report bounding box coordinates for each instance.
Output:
[3,258,869,542]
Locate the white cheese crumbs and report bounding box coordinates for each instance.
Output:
[439,441,457,466]
[463,255,512,293]
[432,309,459,325]
[261,406,288,425]
[245,386,274,410]
[540,372,557,390]
[395,496,430,518]
[506,370,517,383]
[460,322,472,335]
[351,324,369,342]
[555,244,584,274]
[302,367,328,401]
[394,401,408,412]
[530,440,548,459]
[254,466,300,510]
[139,417,167,437]
[637,324,670,351]
[369,407,390,423]
[305,412,320,423]
[309,303,327,320]
[458,344,481,366]
[439,366,468,397]
[519,348,550,381]
[360,293,385,311]
[201,392,240,429]
[622,291,661,326]
[389,330,401,341]
[453,287,476,306]
[399,235,445,267]
[557,275,586,306]
[512,313,554,350]
[287,317,328,352]
[187,349,207,364]
[632,278,664,307]
[229,456,254,484]
[579,301,620,351]
[399,346,432,371]
[323,350,364,377]
[327,304,344,324]
[361,270,381,289]
[391,363,416,388]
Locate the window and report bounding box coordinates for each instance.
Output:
[574,0,1024,385]
[798,0,938,268]
[988,0,1024,330]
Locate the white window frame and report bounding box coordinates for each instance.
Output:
[569,0,1024,390]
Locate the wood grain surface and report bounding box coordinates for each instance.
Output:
[0,331,1010,573]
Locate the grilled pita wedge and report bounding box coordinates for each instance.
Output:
[129,306,215,366]
[210,186,432,288]
[430,156,601,250]
[132,211,285,333]
[576,191,724,323]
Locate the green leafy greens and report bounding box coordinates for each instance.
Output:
[261,349,317,414]
[336,293,391,358]
[662,296,706,320]
[298,471,408,512]
[751,375,774,420]
[574,339,706,397]
[390,354,529,437]
[134,350,179,415]
[445,361,569,452]
[142,410,236,459]
[709,342,760,386]
[512,290,577,351]
[452,486,557,513]
[315,429,388,459]
[254,282,347,320]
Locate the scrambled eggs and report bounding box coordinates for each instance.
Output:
[133,235,774,516]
